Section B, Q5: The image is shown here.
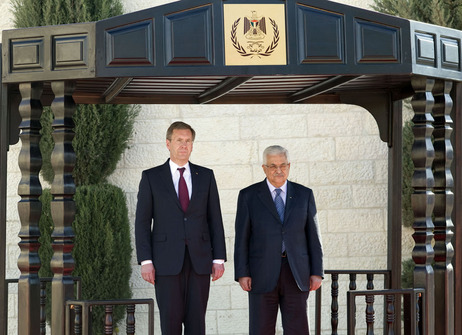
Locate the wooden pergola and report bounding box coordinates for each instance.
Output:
[0,0,461,333]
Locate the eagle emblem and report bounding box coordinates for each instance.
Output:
[244,11,266,40]
[230,10,280,58]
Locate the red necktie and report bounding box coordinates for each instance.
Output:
[178,168,189,212]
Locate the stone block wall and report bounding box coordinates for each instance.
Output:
[1,0,414,334]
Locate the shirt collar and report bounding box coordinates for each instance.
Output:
[266,179,288,194]
[169,159,190,174]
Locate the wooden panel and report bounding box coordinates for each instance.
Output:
[164,5,213,65]
[53,34,88,69]
[441,37,460,71]
[415,32,436,67]
[296,4,344,64]
[105,19,154,66]
[355,19,400,63]
[10,38,44,71]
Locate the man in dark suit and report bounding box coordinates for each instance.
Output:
[234,145,323,335]
[135,121,227,335]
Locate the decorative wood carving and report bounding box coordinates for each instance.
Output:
[17,81,43,335]
[50,81,76,334]
[331,273,339,334]
[410,75,435,335]
[432,79,455,335]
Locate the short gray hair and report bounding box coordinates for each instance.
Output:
[262,145,290,165]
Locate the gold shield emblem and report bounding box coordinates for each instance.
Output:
[224,4,287,66]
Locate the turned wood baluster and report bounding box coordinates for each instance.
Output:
[126,305,136,335]
[17,82,43,335]
[50,81,76,335]
[73,305,82,335]
[432,79,454,335]
[365,294,375,335]
[105,305,114,335]
[386,294,395,335]
[367,273,374,290]
[331,273,339,335]
[349,274,356,291]
[411,76,436,335]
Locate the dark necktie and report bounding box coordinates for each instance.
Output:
[275,188,286,253]
[274,188,285,222]
[178,168,189,212]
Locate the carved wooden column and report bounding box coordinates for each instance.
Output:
[453,82,462,335]
[410,75,435,335]
[17,82,43,335]
[432,79,454,335]
[50,81,76,335]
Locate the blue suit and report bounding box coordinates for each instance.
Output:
[234,179,323,334]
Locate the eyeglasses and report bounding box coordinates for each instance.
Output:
[264,163,290,172]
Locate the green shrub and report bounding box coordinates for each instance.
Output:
[401,258,415,288]
[402,120,414,228]
[39,185,133,334]
[40,104,139,186]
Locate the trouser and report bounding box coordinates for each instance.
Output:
[155,247,211,335]
[249,257,310,335]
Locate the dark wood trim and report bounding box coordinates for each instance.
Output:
[103,78,133,103]
[0,70,7,335]
[290,76,359,103]
[198,77,253,104]
[453,82,462,335]
[388,99,403,334]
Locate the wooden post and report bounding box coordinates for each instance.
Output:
[50,81,76,335]
[432,79,454,335]
[451,82,462,335]
[17,82,43,335]
[410,75,435,335]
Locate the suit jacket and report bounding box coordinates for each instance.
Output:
[135,159,226,276]
[234,179,323,293]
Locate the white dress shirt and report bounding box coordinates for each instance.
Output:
[266,179,288,204]
[169,160,192,199]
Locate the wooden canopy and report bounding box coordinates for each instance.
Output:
[1,0,461,334]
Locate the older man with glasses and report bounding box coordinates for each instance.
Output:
[234,145,324,335]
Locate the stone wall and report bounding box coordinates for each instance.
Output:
[1,0,414,334]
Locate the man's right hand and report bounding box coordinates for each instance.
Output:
[141,263,155,285]
[238,277,252,291]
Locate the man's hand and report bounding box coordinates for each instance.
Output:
[141,263,155,285]
[310,275,322,291]
[211,263,225,281]
[238,277,252,291]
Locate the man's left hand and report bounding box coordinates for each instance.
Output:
[211,263,225,281]
[310,275,322,291]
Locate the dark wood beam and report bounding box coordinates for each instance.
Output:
[197,77,252,104]
[290,75,359,103]
[102,78,133,103]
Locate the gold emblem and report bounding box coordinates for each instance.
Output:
[224,4,286,66]
[231,11,280,58]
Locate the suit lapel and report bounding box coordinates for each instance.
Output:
[283,181,296,224]
[189,163,201,207]
[257,180,281,223]
[159,160,183,211]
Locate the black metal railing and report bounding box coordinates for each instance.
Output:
[4,277,81,335]
[347,288,424,335]
[314,270,391,335]
[65,299,154,335]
